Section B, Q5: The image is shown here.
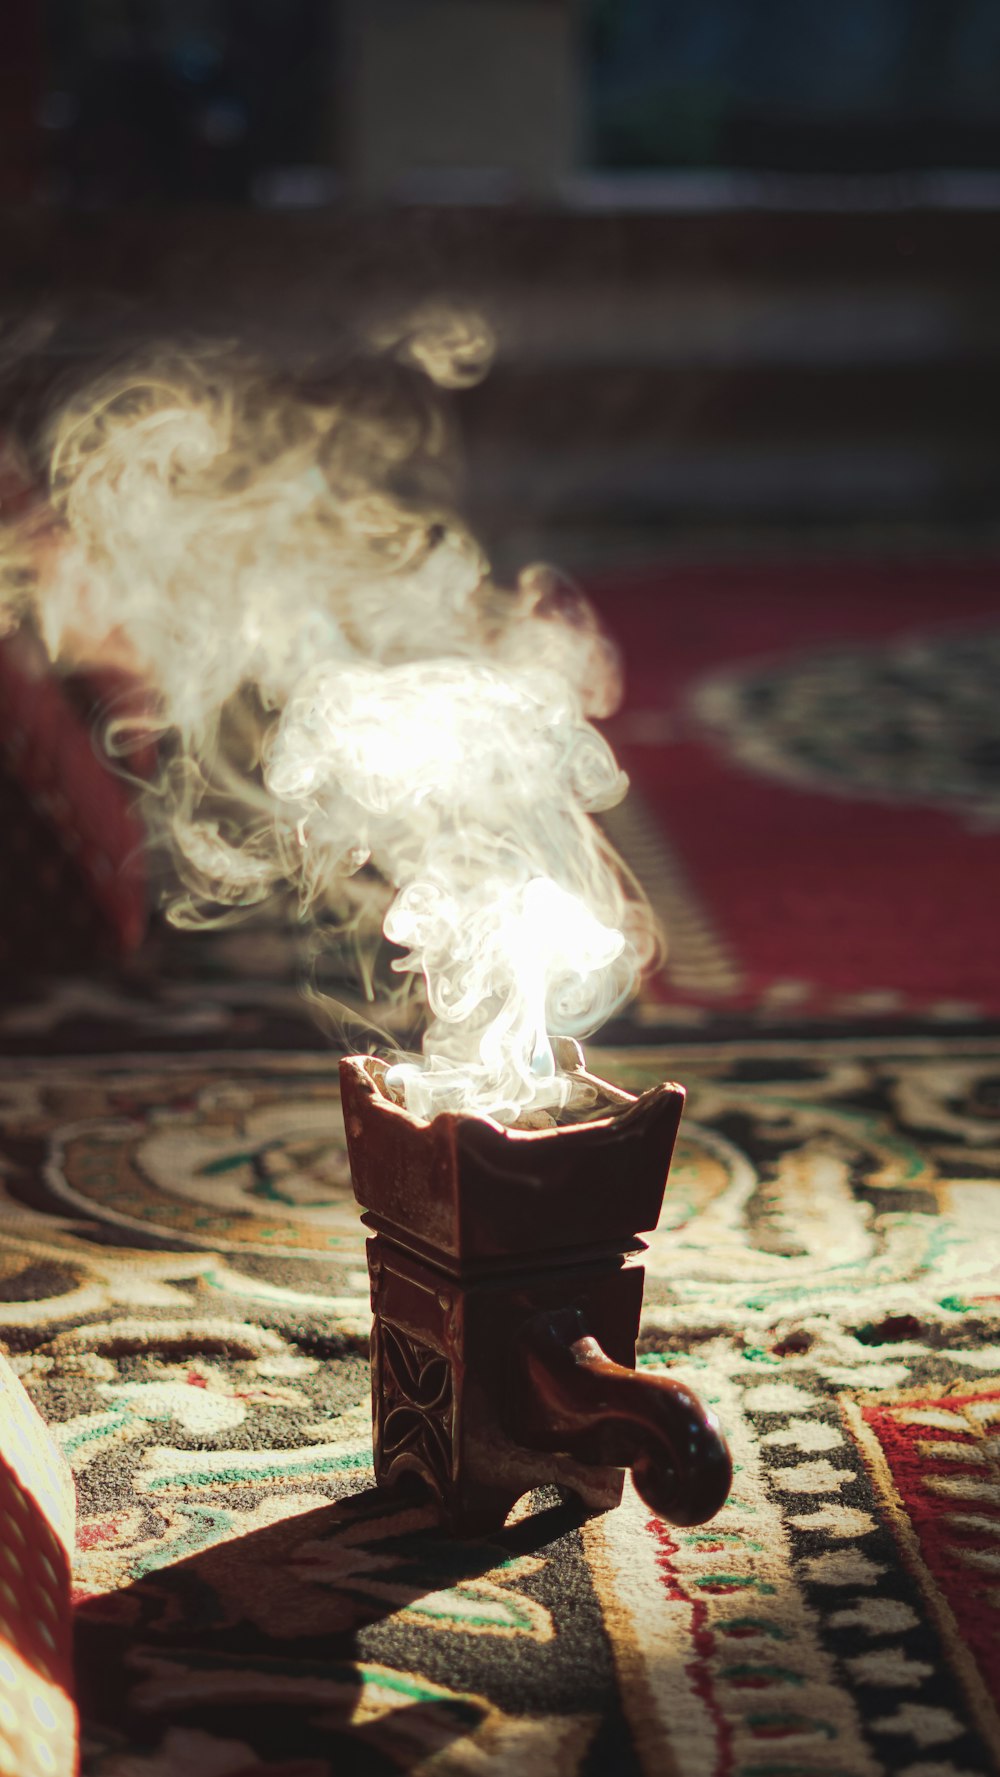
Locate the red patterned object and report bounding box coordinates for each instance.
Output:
[0,1353,77,1777]
[0,638,148,978]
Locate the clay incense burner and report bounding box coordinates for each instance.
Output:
[340,1039,731,1537]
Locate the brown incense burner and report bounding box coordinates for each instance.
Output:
[340,1041,731,1537]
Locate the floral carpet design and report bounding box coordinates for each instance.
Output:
[1,1038,999,1774]
[691,628,1000,822]
[594,562,1000,1027]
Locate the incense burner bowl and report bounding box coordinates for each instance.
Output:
[340,1042,731,1537]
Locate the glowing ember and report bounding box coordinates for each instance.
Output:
[0,319,656,1122]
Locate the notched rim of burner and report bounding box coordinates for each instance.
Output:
[349,1039,684,1142]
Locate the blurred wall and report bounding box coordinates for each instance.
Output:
[341,0,577,201]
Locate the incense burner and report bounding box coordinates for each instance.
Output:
[340,1041,731,1536]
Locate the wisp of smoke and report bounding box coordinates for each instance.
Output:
[0,318,657,1123]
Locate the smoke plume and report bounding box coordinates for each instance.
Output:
[0,317,656,1122]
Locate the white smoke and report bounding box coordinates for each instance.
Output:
[0,320,656,1122]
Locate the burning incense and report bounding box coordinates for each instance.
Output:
[0,326,731,1531]
[342,1039,731,1534]
[1,330,656,1124]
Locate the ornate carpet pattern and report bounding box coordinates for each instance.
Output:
[2,1037,999,1775]
[591,559,1000,1030]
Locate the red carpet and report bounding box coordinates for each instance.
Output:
[3,556,1000,1777]
[590,558,1000,1027]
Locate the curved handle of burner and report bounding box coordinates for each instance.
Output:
[517,1310,732,1527]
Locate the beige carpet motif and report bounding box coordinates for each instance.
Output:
[0,1039,998,1776]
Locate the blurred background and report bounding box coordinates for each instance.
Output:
[4,20,1000,1775]
[3,1,1000,1024]
[3,0,1000,571]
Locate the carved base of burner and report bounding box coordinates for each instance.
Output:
[368,1237,647,1535]
[341,1044,732,1538]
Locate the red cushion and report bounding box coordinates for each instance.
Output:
[0,639,147,975]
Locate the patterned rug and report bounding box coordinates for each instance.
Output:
[3,553,999,1773]
[6,556,1000,1059]
[3,1035,1000,1776]
[590,557,1000,1033]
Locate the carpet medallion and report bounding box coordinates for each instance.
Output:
[691,626,1000,820]
[590,561,1000,1027]
[2,1038,998,1774]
